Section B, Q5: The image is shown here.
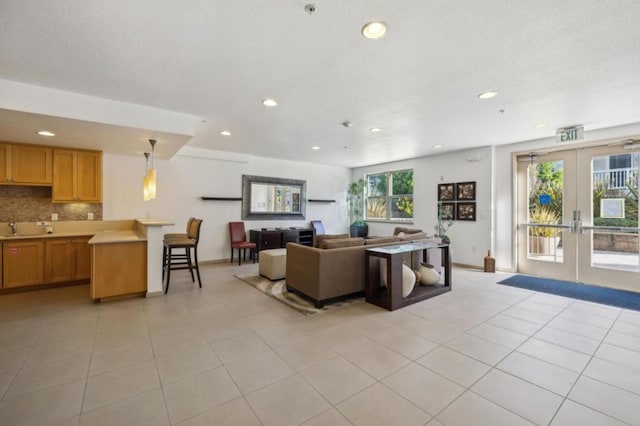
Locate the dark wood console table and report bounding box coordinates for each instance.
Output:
[249,228,314,252]
[365,241,451,311]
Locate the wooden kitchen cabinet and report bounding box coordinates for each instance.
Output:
[2,240,45,288]
[91,241,147,300]
[52,149,102,202]
[45,237,91,283]
[0,143,53,185]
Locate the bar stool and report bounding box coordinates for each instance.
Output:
[163,218,203,294]
[163,217,194,268]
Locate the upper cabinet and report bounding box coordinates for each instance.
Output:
[0,143,53,185]
[53,149,102,203]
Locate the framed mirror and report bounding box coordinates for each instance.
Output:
[242,175,306,220]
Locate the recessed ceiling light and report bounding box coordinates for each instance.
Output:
[534,123,548,129]
[37,130,55,137]
[369,127,382,133]
[433,144,443,149]
[220,130,232,136]
[361,21,387,39]
[478,91,498,99]
[262,98,278,107]
[311,146,320,150]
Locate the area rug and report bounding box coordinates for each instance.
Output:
[234,274,364,316]
[498,274,640,311]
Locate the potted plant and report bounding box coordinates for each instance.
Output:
[528,206,560,254]
[434,202,453,244]
[348,178,368,237]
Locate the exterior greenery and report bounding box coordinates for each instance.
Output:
[365,169,413,220]
[347,178,366,225]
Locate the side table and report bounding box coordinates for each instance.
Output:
[365,241,451,311]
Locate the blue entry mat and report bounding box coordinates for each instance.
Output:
[498,274,640,312]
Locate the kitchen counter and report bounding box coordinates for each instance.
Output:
[88,230,146,244]
[0,231,95,241]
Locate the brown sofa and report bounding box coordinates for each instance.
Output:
[286,230,441,308]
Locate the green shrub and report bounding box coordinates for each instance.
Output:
[529,206,560,237]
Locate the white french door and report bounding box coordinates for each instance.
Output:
[517,144,639,290]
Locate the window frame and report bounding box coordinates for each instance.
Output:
[364,168,414,223]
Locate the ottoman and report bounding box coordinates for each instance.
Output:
[259,248,287,280]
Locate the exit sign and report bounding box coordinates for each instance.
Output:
[556,126,584,143]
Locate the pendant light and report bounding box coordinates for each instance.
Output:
[147,139,157,199]
[143,152,150,201]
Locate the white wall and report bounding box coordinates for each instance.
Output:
[352,146,494,268]
[103,153,351,261]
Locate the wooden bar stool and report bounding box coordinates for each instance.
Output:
[163,218,203,294]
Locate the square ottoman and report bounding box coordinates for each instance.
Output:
[259,248,287,280]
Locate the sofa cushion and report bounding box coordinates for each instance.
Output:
[364,235,402,245]
[314,233,350,248]
[320,237,365,249]
[393,227,423,235]
[398,231,429,241]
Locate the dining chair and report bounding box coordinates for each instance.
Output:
[229,221,256,265]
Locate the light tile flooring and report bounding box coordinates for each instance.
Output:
[1,263,640,425]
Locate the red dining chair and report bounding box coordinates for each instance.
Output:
[229,222,256,265]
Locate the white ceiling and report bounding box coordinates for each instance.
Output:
[1,0,640,167]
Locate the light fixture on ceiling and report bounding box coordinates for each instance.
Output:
[146,139,157,200]
[369,127,382,133]
[220,130,231,136]
[478,91,498,99]
[262,98,278,107]
[143,152,151,201]
[362,21,387,39]
[311,146,320,150]
[37,130,55,137]
[433,144,443,149]
[534,123,548,129]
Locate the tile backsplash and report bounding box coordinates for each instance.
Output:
[0,186,103,222]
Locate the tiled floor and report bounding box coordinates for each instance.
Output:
[1,263,640,425]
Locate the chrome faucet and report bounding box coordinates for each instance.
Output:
[8,220,17,235]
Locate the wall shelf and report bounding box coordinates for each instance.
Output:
[308,199,336,203]
[201,197,242,201]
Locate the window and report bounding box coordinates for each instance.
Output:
[365,169,413,220]
[609,154,631,170]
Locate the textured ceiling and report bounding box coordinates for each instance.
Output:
[1,0,640,167]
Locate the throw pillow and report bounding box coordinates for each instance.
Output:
[398,231,428,241]
[393,227,423,235]
[313,233,349,248]
[364,236,402,245]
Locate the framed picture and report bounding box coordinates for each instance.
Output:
[438,183,455,201]
[456,181,476,200]
[438,202,456,220]
[457,202,476,221]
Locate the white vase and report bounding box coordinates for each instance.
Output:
[402,264,416,297]
[419,263,440,285]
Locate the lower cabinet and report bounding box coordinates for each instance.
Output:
[2,240,45,288]
[45,237,92,283]
[1,236,91,289]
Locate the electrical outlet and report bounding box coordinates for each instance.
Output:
[88,213,94,220]
[51,213,58,221]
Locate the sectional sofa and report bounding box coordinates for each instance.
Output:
[285,228,441,308]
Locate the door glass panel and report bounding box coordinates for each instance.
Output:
[591,153,639,272]
[527,161,564,262]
